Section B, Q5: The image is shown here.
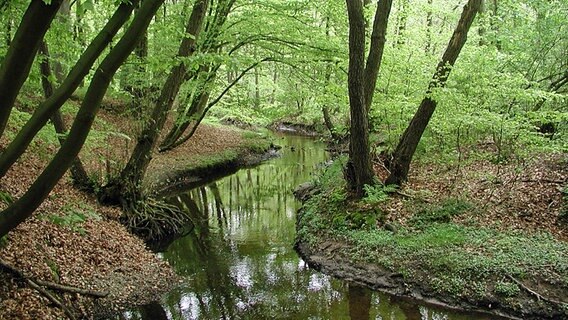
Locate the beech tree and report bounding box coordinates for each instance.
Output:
[0,0,63,138]
[386,0,482,185]
[100,0,209,206]
[0,0,140,179]
[0,0,164,238]
[345,0,392,197]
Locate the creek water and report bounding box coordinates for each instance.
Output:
[125,134,491,320]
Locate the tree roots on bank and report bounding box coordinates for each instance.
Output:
[120,196,192,241]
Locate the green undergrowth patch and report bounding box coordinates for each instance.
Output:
[176,128,274,172]
[40,203,101,236]
[296,158,568,304]
[240,129,274,153]
[184,149,240,172]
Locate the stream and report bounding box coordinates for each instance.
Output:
[125,133,491,320]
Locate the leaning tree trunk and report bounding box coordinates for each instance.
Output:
[385,0,482,186]
[363,0,393,112]
[162,59,269,151]
[0,0,163,239]
[104,0,209,204]
[0,0,138,179]
[158,0,236,151]
[38,41,90,187]
[0,0,62,139]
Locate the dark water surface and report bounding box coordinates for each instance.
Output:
[125,134,491,320]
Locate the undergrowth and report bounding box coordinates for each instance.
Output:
[296,158,568,306]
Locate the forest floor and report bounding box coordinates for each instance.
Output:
[0,96,274,319]
[296,148,568,320]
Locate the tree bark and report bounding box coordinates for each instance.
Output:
[107,0,209,203]
[0,0,163,239]
[0,0,62,139]
[363,0,392,112]
[0,0,139,179]
[162,59,268,151]
[38,41,90,187]
[346,0,375,197]
[385,0,482,186]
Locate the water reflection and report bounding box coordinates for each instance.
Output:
[125,134,491,320]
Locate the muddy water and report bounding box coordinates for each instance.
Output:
[126,134,491,320]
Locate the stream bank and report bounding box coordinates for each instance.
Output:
[294,153,568,320]
[0,119,274,319]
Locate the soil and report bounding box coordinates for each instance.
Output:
[0,101,270,319]
[295,150,568,320]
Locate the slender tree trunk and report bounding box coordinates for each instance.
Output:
[322,17,338,140]
[107,0,209,204]
[363,0,393,112]
[162,59,268,151]
[0,0,139,179]
[38,41,90,186]
[0,0,63,139]
[0,0,163,239]
[425,0,434,52]
[158,0,236,151]
[346,0,374,196]
[385,0,482,186]
[52,0,71,84]
[395,0,408,46]
[254,65,261,110]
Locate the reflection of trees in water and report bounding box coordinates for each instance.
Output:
[129,136,480,319]
[162,188,242,319]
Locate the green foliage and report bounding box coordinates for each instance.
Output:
[332,209,383,231]
[409,198,473,228]
[0,190,13,205]
[45,259,60,283]
[45,203,101,236]
[494,280,521,297]
[362,184,396,205]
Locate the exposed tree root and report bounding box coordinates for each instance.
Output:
[120,196,193,241]
[0,257,108,319]
[506,274,566,306]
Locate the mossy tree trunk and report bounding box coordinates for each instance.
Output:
[385,0,482,186]
[0,0,163,239]
[0,0,62,139]
[0,0,139,179]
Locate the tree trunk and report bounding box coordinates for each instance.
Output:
[385,0,482,186]
[0,0,164,239]
[0,0,139,179]
[157,0,236,152]
[161,59,268,151]
[107,0,209,204]
[395,0,408,46]
[346,0,375,196]
[363,0,393,112]
[425,0,434,52]
[0,0,62,139]
[38,41,90,187]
